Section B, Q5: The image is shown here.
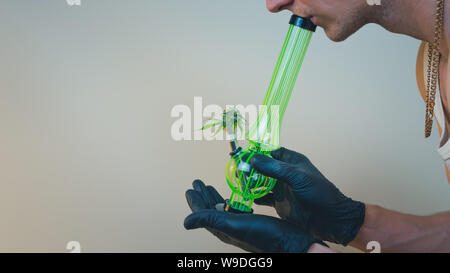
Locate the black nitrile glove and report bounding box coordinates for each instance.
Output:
[184,179,325,253]
[250,147,365,246]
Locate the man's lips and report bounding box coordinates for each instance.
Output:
[278,4,291,11]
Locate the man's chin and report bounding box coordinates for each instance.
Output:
[325,32,349,42]
[324,21,366,43]
[324,27,354,42]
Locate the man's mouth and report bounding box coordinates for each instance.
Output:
[278,4,291,11]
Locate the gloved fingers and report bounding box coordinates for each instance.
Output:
[250,154,298,182]
[184,210,322,253]
[271,147,310,165]
[253,193,275,207]
[185,210,265,240]
[185,211,262,253]
[206,185,225,205]
[192,179,214,209]
[185,189,208,212]
[184,209,222,230]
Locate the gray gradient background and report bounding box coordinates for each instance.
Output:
[0,0,449,252]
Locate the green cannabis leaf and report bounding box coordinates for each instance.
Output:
[200,107,246,136]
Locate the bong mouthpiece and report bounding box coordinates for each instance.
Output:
[289,15,317,32]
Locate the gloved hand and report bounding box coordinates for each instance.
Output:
[250,147,365,246]
[184,179,325,253]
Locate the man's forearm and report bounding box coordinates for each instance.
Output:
[350,204,450,252]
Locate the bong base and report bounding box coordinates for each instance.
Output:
[224,199,253,214]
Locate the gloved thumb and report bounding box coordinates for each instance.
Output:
[253,193,275,207]
[184,210,221,230]
[251,154,296,182]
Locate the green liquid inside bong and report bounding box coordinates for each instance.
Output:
[228,23,314,212]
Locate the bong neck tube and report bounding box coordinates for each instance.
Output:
[247,15,316,152]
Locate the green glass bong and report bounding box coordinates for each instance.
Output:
[203,15,316,213]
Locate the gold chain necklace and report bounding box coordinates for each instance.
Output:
[425,0,445,138]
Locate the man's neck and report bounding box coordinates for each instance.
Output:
[368,0,449,58]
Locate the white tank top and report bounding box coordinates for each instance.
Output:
[421,43,450,168]
[434,89,450,162]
